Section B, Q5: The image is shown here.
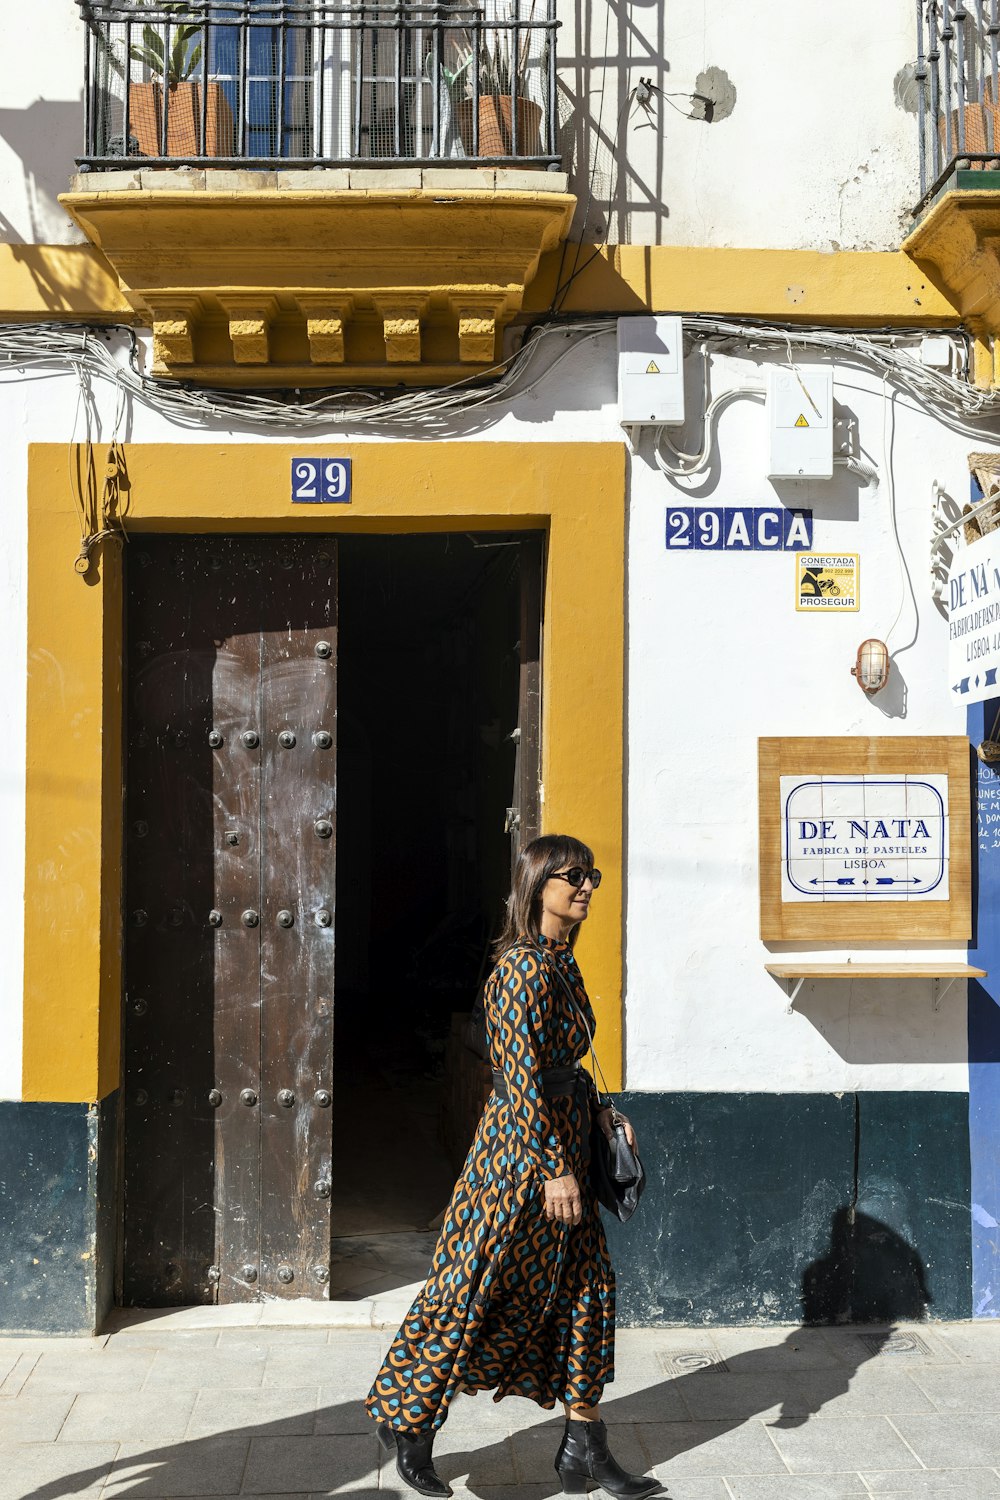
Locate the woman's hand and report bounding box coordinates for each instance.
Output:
[543,1172,583,1226]
[596,1106,637,1152]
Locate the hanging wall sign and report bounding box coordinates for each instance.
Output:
[291,457,352,504]
[759,737,971,940]
[665,506,812,552]
[947,529,1000,702]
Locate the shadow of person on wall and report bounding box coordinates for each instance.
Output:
[802,1205,933,1326]
[20,1209,934,1500]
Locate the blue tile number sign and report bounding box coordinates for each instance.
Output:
[666,506,812,551]
[291,457,352,504]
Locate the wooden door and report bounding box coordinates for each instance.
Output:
[123,536,337,1304]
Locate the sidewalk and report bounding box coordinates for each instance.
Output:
[2,1306,1000,1499]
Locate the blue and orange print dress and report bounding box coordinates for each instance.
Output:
[365,934,615,1432]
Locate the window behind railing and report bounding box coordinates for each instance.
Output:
[79,0,560,169]
[916,0,1000,209]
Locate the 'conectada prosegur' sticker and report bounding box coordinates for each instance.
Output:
[795,554,859,611]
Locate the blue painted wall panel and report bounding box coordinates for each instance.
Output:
[968,698,1000,1316]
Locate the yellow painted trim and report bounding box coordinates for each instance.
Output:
[24,441,625,1102]
[0,244,132,321]
[527,244,962,324]
[1,241,962,328]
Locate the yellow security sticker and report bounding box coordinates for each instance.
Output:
[795,553,860,611]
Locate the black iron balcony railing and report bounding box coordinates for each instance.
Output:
[78,0,560,170]
[916,0,1000,209]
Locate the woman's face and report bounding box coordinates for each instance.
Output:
[539,863,597,931]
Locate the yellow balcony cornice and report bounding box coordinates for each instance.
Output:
[903,189,1000,386]
[58,183,576,386]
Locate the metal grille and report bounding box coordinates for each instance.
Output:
[915,1,1000,209]
[78,0,560,169]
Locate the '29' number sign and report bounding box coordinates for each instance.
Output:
[291,457,352,504]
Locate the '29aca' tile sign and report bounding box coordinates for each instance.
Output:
[666,506,812,551]
[780,774,949,903]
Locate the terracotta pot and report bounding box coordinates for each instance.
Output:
[939,98,1000,168]
[130,81,234,158]
[457,94,542,158]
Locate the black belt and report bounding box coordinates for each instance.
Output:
[492,1064,584,1102]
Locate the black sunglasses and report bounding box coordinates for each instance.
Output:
[548,866,602,889]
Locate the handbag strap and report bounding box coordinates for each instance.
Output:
[538,951,623,1124]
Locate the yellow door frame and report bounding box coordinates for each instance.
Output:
[24,440,625,1104]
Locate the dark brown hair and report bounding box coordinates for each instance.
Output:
[492,833,596,958]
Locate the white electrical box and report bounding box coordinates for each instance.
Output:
[618,316,685,427]
[766,366,834,479]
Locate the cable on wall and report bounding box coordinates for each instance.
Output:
[0,316,998,438]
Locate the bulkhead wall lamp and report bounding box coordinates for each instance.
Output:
[851,638,890,694]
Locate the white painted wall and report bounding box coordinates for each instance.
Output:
[0,328,992,1102]
[560,0,920,250]
[1,0,923,252]
[0,4,85,245]
[626,345,980,1094]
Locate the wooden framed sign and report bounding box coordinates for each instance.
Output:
[759,737,972,941]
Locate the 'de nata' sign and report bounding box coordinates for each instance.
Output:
[759,737,970,942]
[780,774,949,903]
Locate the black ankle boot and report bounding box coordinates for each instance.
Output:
[376,1422,453,1498]
[554,1417,662,1498]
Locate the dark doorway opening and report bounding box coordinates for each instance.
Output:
[330,531,542,1299]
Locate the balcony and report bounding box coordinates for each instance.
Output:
[62,0,575,385]
[905,1,1000,383]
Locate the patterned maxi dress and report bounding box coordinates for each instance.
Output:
[365,933,616,1432]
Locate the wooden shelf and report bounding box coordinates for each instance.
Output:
[765,962,987,1013]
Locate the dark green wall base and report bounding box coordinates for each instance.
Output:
[606,1092,972,1326]
[0,1089,972,1332]
[0,1094,118,1335]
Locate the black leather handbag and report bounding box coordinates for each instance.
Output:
[587,1103,646,1223]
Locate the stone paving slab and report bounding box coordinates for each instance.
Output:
[907,1365,1000,1410]
[766,1415,923,1474]
[61,1390,199,1442]
[23,1350,156,1392]
[640,1417,791,1477]
[106,1437,251,1497]
[187,1388,320,1439]
[726,1478,869,1498]
[891,1413,1000,1468]
[242,1433,375,1493]
[0,1392,74,1441]
[862,1471,1000,1494]
[146,1349,270,1389]
[1,1442,119,1500]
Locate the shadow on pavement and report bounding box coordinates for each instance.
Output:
[21,1210,931,1499]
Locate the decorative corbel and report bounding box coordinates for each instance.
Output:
[448,293,508,363]
[217,294,280,365]
[372,296,429,364]
[143,293,204,369]
[294,294,356,365]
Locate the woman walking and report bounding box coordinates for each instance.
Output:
[366,834,660,1499]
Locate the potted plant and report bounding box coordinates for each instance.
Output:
[449,2,544,159]
[108,2,234,158]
